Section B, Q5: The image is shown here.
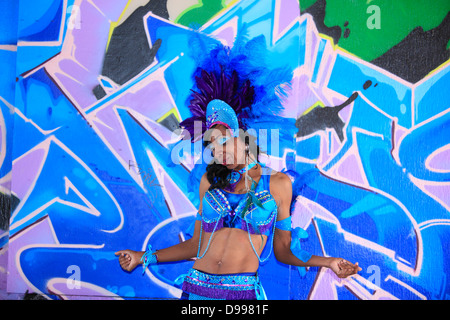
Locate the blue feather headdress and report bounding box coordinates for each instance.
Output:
[180,31,293,142]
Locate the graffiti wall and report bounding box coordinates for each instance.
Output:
[0,0,449,300]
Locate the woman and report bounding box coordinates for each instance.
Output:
[116,126,361,300]
[115,36,361,299]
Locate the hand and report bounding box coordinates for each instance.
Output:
[115,249,144,272]
[329,258,362,278]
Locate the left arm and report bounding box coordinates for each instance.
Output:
[271,172,361,278]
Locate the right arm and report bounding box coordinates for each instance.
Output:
[115,173,210,272]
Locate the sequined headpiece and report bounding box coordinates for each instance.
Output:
[206,99,239,137]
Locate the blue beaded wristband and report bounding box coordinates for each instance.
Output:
[140,244,158,274]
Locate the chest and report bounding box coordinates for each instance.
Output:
[201,188,277,235]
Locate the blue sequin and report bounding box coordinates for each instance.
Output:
[206,99,239,137]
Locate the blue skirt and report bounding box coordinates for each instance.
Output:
[179,268,265,300]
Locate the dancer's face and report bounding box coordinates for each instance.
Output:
[206,125,246,169]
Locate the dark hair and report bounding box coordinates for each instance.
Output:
[205,132,260,190]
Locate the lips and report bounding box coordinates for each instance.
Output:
[222,155,233,166]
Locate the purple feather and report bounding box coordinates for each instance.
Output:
[181,67,254,141]
[180,34,293,142]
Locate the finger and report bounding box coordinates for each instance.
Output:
[339,266,356,277]
[119,259,126,267]
[339,260,353,266]
[118,252,130,259]
[119,256,129,265]
[345,267,359,277]
[338,261,352,269]
[115,250,129,257]
[338,260,350,268]
[340,261,358,272]
[120,261,130,270]
[347,262,361,273]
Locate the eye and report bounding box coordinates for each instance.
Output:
[206,143,215,153]
[217,136,231,145]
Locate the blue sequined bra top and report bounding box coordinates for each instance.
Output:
[201,169,277,236]
[196,165,278,262]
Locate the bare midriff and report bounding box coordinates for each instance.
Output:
[193,227,268,274]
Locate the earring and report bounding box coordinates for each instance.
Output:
[245,143,251,161]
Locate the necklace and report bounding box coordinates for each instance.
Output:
[224,162,257,192]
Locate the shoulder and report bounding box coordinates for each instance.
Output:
[199,173,211,196]
[265,169,292,201]
[268,170,292,191]
[198,173,212,212]
[265,170,292,209]
[200,172,210,185]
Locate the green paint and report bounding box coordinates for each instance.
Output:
[175,0,226,27]
[175,0,449,63]
[328,0,449,60]
[301,0,450,61]
[299,0,317,11]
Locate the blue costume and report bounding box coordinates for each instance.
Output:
[199,165,277,258]
[158,34,311,300]
[178,164,312,300]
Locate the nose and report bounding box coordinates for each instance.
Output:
[213,145,224,158]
